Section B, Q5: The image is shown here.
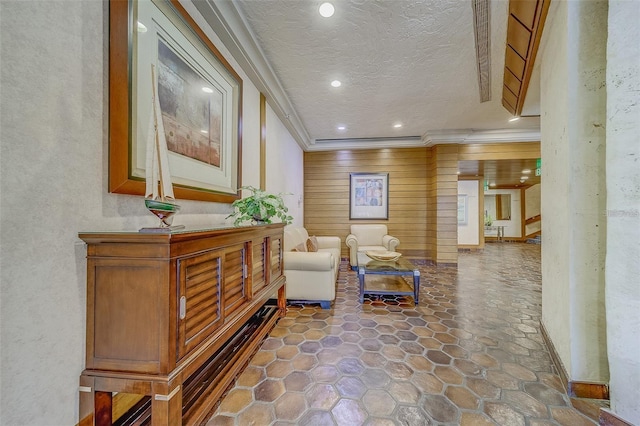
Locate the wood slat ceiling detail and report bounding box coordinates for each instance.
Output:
[502,0,551,116]
[458,158,540,188]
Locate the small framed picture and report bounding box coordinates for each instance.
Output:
[350,173,389,220]
[458,195,468,225]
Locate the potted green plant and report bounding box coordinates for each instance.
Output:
[484,212,493,226]
[227,186,294,226]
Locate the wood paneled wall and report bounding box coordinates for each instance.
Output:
[303,143,537,264]
[429,145,459,265]
[304,148,430,260]
[458,142,540,160]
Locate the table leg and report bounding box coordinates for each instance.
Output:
[358,268,365,303]
[413,270,420,305]
[277,284,286,316]
[94,391,112,426]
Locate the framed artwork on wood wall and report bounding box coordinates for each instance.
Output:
[109,0,242,203]
[349,173,389,220]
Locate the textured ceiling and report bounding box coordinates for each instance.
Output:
[234,0,540,145]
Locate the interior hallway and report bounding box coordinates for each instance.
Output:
[207,243,604,425]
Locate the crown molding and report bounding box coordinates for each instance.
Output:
[423,128,540,146]
[309,136,424,151]
[192,1,313,151]
[307,129,540,151]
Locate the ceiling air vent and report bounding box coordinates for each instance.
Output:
[472,0,491,103]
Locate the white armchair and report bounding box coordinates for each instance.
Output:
[283,227,341,309]
[345,224,400,269]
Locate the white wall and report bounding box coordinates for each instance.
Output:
[457,180,479,245]
[181,0,303,219]
[605,1,640,422]
[266,105,304,227]
[539,0,608,384]
[0,1,303,424]
[483,189,521,238]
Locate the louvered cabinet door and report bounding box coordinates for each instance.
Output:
[177,250,223,360]
[252,237,267,295]
[223,243,249,318]
[270,235,284,282]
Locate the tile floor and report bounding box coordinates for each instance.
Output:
[207,243,603,425]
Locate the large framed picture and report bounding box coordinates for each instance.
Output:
[109,0,242,203]
[350,173,389,220]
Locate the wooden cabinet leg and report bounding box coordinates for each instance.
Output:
[151,384,182,426]
[94,391,112,426]
[79,376,95,426]
[277,284,286,315]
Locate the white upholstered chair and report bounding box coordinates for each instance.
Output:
[283,227,341,309]
[345,224,400,269]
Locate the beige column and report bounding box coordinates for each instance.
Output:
[604,1,640,423]
[539,0,608,383]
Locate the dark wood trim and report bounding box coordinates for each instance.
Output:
[525,214,541,225]
[570,382,609,400]
[520,188,526,238]
[600,409,634,426]
[540,321,610,400]
[260,93,266,191]
[540,320,570,393]
[478,178,485,250]
[502,0,551,116]
[515,0,550,115]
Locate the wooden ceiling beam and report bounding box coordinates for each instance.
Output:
[501,0,551,117]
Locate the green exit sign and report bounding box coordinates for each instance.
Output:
[536,158,542,168]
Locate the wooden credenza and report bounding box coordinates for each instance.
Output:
[78,224,287,425]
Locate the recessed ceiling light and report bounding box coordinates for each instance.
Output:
[200,130,208,134]
[522,169,531,174]
[489,183,496,187]
[521,176,529,180]
[509,116,520,122]
[202,87,214,93]
[319,2,335,17]
[456,171,461,175]
[337,126,346,130]
[393,123,402,128]
[331,80,341,87]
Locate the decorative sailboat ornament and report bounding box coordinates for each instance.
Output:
[140,64,185,233]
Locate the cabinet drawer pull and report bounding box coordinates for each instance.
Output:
[179,296,186,319]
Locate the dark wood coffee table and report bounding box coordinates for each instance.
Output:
[357,253,420,305]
